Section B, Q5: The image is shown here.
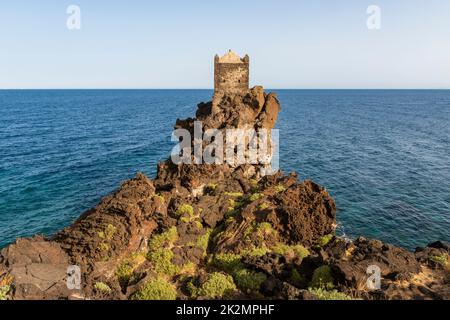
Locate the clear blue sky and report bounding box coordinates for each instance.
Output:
[1,0,449,89]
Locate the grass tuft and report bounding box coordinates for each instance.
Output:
[275,185,286,193]
[430,253,449,267]
[211,253,243,274]
[197,228,212,253]
[176,204,194,217]
[132,277,177,300]
[197,273,237,299]
[308,287,352,300]
[94,282,112,293]
[0,285,10,300]
[234,269,266,293]
[310,265,334,289]
[317,234,334,247]
[248,193,263,202]
[148,227,178,251]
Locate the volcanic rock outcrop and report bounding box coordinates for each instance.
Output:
[0,87,448,300]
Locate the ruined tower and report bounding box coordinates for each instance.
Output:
[214,50,249,97]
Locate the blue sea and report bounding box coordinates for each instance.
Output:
[0,90,449,250]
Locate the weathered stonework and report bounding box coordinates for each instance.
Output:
[214,50,249,97]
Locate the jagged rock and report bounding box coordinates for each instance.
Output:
[197,194,234,229]
[415,241,450,270]
[54,173,158,268]
[325,237,421,292]
[260,277,313,300]
[242,253,289,277]
[0,236,71,300]
[273,180,336,246]
[427,241,450,251]
[154,87,282,195]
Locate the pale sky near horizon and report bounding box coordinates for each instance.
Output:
[1,0,450,89]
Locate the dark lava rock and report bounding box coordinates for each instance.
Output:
[327,237,421,288]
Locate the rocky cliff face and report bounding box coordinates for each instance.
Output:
[0,88,449,300]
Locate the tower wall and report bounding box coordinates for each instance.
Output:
[214,53,249,96]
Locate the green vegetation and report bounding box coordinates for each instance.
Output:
[98,223,117,240]
[430,253,449,267]
[97,224,117,258]
[211,229,224,245]
[185,241,196,248]
[205,183,218,194]
[310,265,334,289]
[94,282,112,293]
[0,285,10,300]
[105,224,117,240]
[207,183,218,190]
[132,277,177,300]
[148,227,178,251]
[248,193,263,202]
[275,185,286,193]
[116,262,134,286]
[194,220,204,230]
[98,223,117,255]
[224,197,245,219]
[233,269,266,293]
[292,245,309,259]
[224,192,244,198]
[249,179,259,193]
[241,222,276,243]
[258,202,269,210]
[115,252,146,287]
[211,252,267,293]
[147,248,180,276]
[99,242,110,252]
[116,260,136,286]
[225,216,235,225]
[308,287,352,300]
[243,246,270,257]
[290,268,304,284]
[243,224,255,239]
[197,273,237,299]
[147,226,197,276]
[224,199,239,220]
[197,228,212,253]
[256,222,273,234]
[181,214,203,226]
[186,278,200,298]
[211,253,243,274]
[272,243,290,255]
[176,204,194,217]
[181,262,197,275]
[180,216,191,223]
[317,234,334,247]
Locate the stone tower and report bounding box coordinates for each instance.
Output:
[214,50,249,97]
